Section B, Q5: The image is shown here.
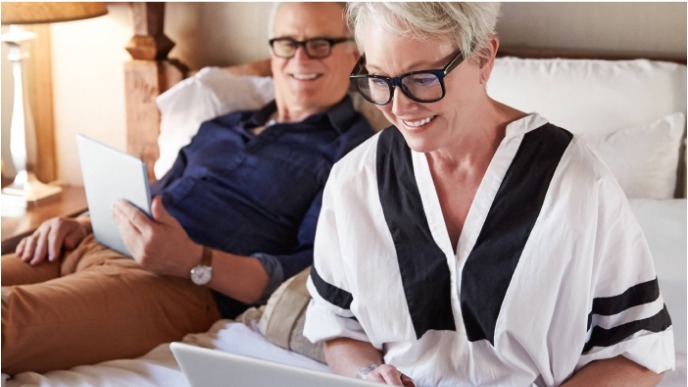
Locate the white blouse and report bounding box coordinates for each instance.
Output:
[304,114,674,386]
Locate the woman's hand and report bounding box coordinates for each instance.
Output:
[362,364,415,386]
[323,338,415,386]
[16,216,92,265]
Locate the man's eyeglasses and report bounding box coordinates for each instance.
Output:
[349,52,465,105]
[269,37,353,59]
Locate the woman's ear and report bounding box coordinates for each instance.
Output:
[480,35,500,85]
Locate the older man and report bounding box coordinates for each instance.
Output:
[2,2,372,374]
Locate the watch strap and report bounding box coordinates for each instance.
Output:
[200,246,213,267]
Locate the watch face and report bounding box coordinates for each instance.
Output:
[190,265,213,285]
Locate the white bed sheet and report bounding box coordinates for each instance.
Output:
[3,322,327,387]
[4,199,685,387]
[5,321,685,387]
[628,198,687,387]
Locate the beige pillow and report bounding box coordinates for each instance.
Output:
[258,266,325,363]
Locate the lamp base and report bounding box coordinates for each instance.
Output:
[2,172,62,211]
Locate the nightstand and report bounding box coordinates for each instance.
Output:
[1,185,88,254]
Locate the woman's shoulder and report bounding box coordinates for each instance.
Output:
[512,116,626,201]
[554,132,629,202]
[329,131,383,183]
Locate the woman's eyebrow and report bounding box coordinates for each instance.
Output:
[366,57,448,75]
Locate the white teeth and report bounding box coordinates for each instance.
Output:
[292,73,318,80]
[404,116,434,127]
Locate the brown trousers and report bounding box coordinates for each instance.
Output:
[1,235,221,374]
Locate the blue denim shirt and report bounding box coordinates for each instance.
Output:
[150,96,374,317]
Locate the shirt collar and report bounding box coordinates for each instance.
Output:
[245,100,278,128]
[244,96,357,135]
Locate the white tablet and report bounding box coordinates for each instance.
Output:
[76,134,151,256]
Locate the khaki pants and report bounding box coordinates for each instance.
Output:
[1,235,221,374]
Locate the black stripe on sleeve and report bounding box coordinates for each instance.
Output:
[310,265,353,310]
[461,124,573,344]
[583,305,672,353]
[592,278,661,316]
[376,127,456,339]
[587,278,662,332]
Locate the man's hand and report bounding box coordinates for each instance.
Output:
[16,217,92,266]
[111,196,201,277]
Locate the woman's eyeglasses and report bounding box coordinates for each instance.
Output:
[350,52,464,105]
[269,37,353,59]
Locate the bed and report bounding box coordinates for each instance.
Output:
[3,5,687,387]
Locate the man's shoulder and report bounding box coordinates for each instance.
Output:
[323,96,375,136]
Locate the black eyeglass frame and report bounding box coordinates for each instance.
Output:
[349,51,465,105]
[268,37,353,59]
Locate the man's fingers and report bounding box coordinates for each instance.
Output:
[63,227,84,250]
[30,237,49,265]
[112,199,149,233]
[15,238,26,256]
[46,223,68,262]
[112,199,149,262]
[19,236,37,262]
[151,196,175,225]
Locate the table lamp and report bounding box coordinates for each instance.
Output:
[1,2,108,207]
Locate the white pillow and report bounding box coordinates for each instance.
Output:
[155,67,274,178]
[488,58,687,198]
[488,58,687,136]
[578,112,685,199]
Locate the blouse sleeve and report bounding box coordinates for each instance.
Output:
[577,176,675,374]
[303,170,373,346]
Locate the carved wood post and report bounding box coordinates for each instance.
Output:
[124,2,187,182]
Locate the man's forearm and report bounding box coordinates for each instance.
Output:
[206,251,270,305]
[563,355,663,387]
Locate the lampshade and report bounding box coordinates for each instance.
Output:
[1,2,108,25]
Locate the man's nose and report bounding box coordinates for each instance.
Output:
[291,44,312,63]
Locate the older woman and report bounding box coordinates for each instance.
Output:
[303,3,674,387]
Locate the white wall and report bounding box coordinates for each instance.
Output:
[1,2,686,186]
[1,3,132,185]
[166,2,274,70]
[497,2,686,58]
[1,29,14,177]
[50,4,131,184]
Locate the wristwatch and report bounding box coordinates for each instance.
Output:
[190,246,213,285]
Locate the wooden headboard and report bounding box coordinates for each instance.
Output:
[123,3,686,196]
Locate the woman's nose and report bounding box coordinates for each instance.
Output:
[391,86,417,116]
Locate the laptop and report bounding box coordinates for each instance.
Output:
[170,342,381,387]
[76,134,151,256]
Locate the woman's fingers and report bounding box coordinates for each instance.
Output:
[366,364,415,386]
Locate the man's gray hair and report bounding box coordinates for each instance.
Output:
[346,2,501,65]
[268,2,349,38]
[267,2,281,38]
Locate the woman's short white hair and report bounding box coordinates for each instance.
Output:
[346,2,501,65]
